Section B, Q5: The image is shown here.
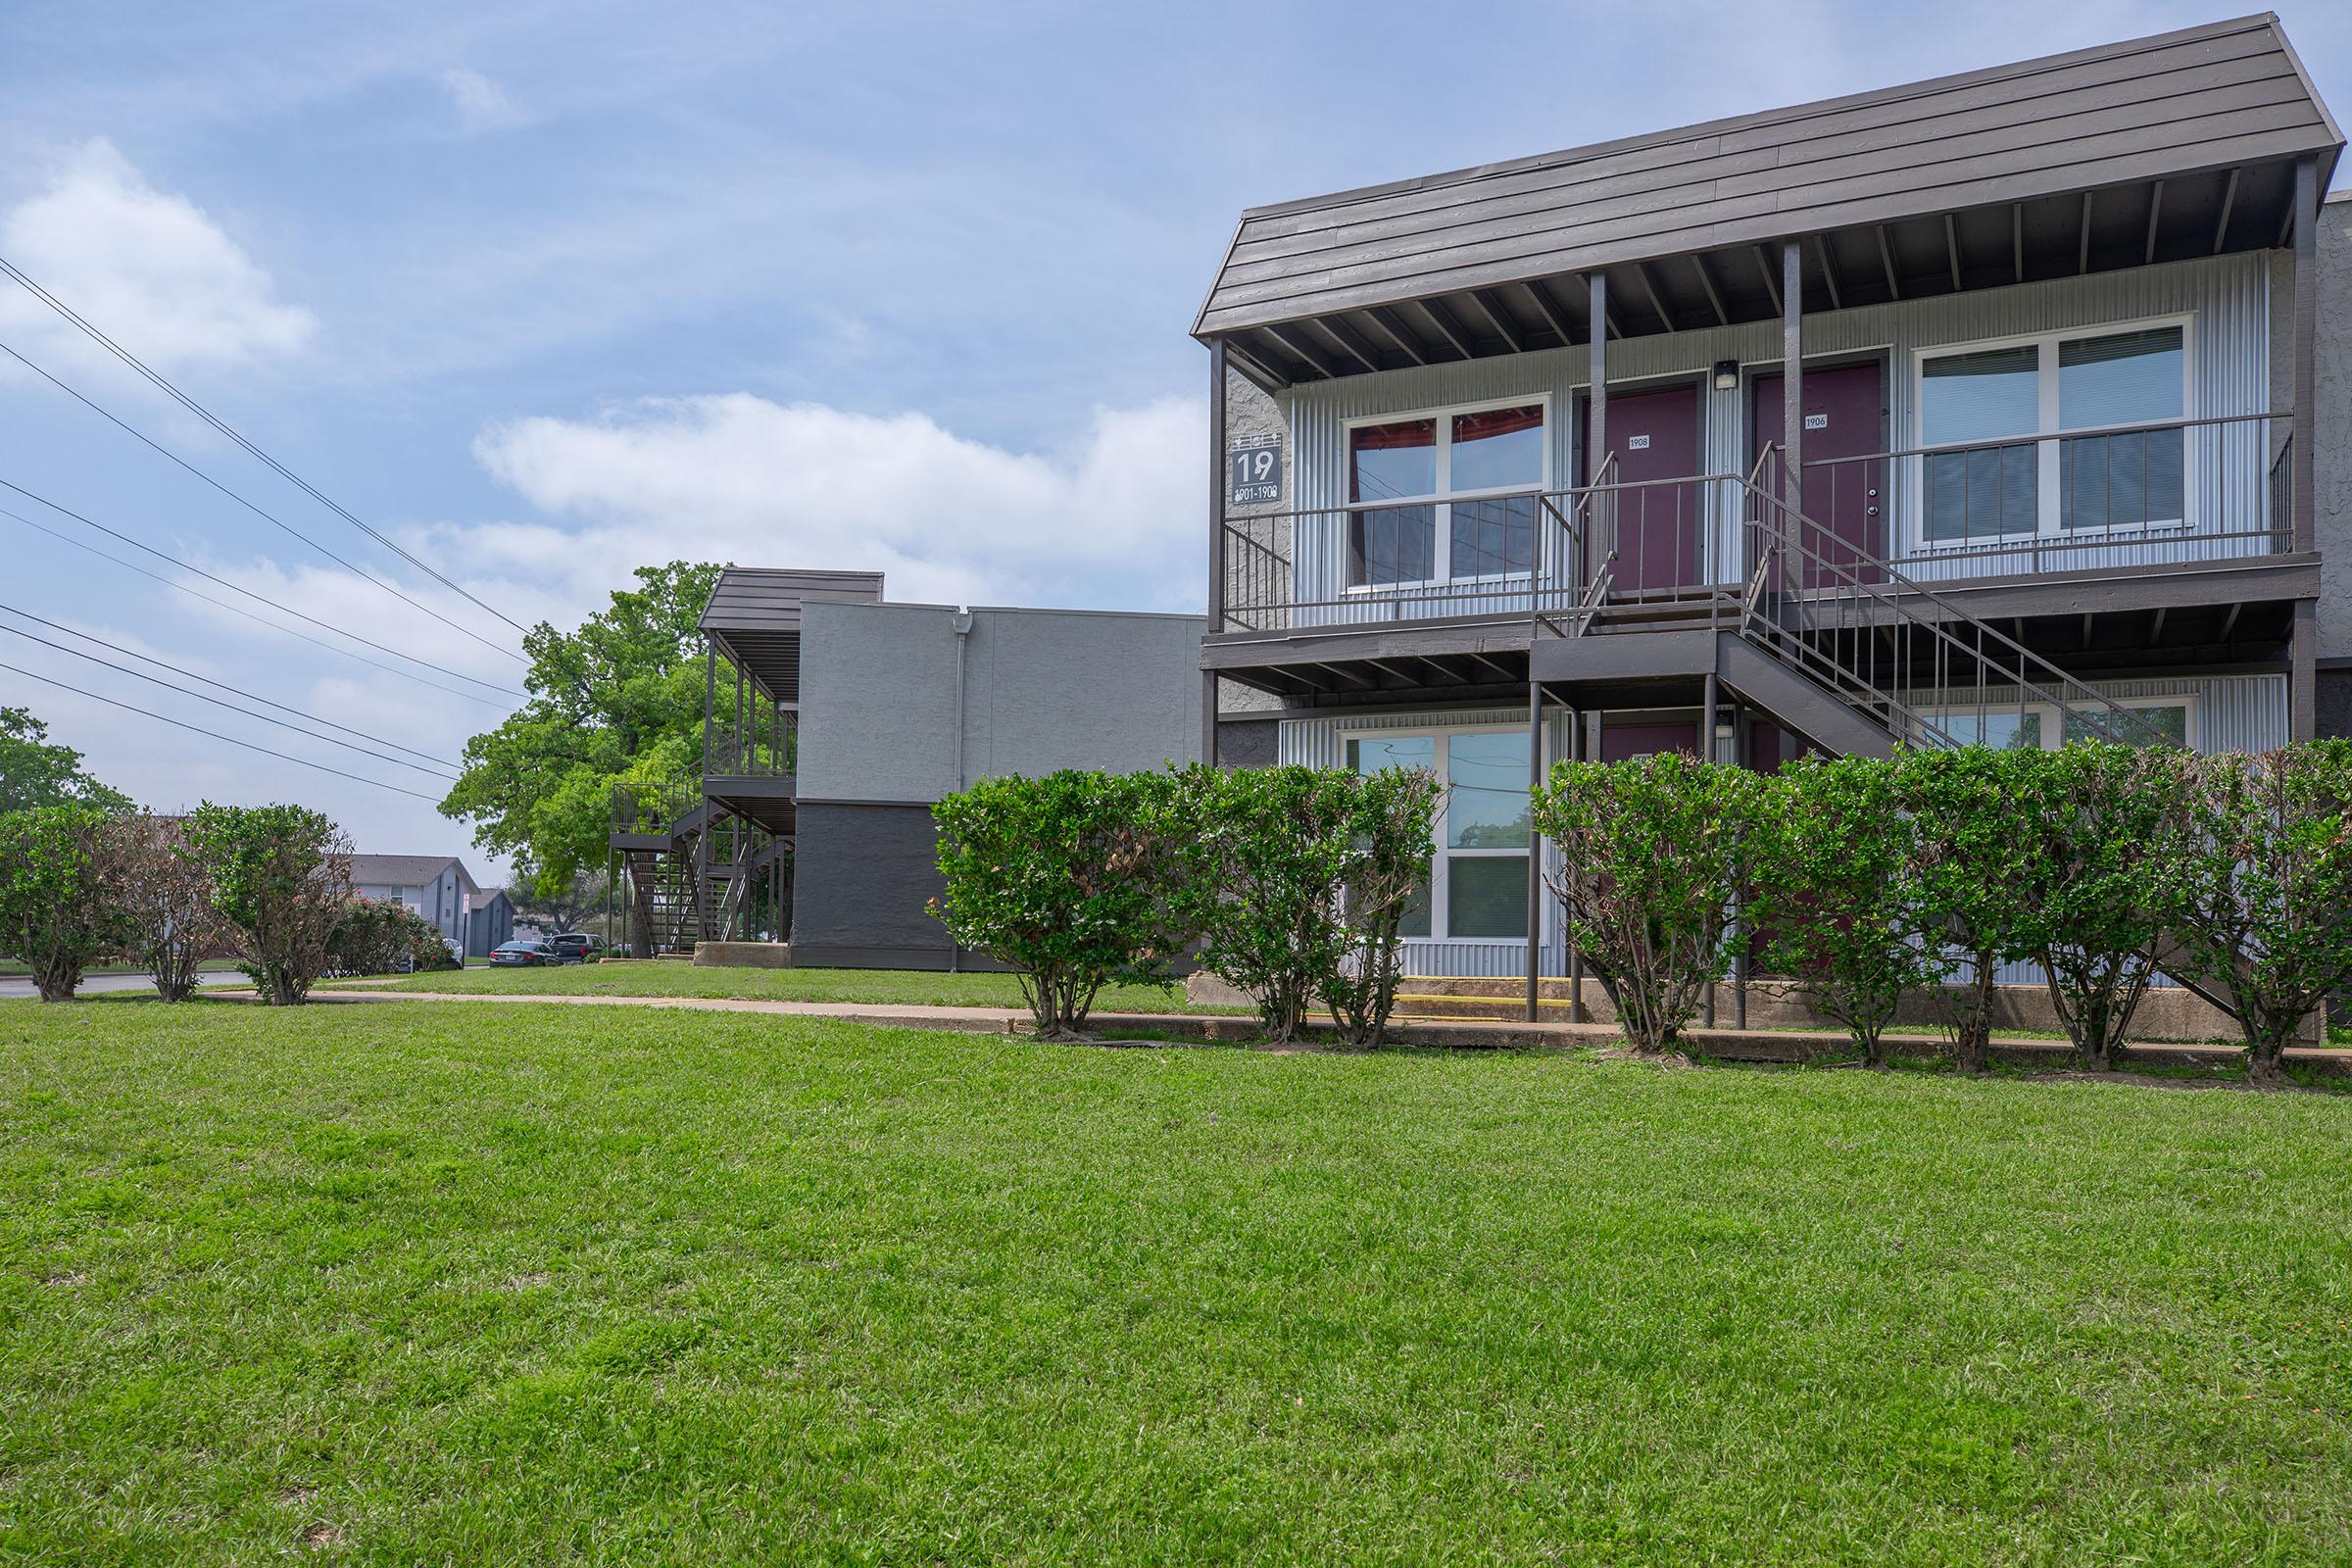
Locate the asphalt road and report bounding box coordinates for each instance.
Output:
[0,971,245,1002]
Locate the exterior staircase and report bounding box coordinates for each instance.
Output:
[1534,454,2178,756]
[612,784,783,956]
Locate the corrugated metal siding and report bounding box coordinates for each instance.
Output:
[1279,705,1570,978]
[1284,254,2270,611]
[1905,671,2289,754]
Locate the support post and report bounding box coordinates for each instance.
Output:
[1525,675,1544,1023]
[702,644,715,778]
[1781,240,1804,523]
[1204,338,1228,764]
[1588,273,1609,577]
[1731,706,1748,1031]
[1567,706,1590,1024]
[1700,674,1720,1028]
[2290,156,2319,741]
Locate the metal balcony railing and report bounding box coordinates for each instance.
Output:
[1215,411,2296,634]
[702,708,796,778]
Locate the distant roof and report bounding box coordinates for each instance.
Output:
[468,888,510,911]
[348,854,478,892]
[1195,15,2342,377]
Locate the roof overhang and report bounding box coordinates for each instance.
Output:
[697,567,884,702]
[1196,16,2343,390]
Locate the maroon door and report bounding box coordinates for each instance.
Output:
[1751,363,1886,584]
[1587,383,1701,592]
[1599,720,1700,761]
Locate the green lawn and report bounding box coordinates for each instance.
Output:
[4,1002,2350,1564]
[327,957,1208,1011]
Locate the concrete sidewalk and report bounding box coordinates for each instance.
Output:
[260,986,2352,1076]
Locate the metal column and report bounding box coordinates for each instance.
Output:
[1782,241,1804,521]
[1588,273,1608,553]
[2290,156,2319,742]
[1524,674,1544,1022]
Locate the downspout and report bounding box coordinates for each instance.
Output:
[950,609,974,972]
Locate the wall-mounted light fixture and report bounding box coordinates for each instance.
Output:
[1712,360,1740,392]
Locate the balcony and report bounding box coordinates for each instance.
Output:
[1212,412,2310,682]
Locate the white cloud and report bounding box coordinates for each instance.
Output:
[0,139,315,374]
[466,393,1204,612]
[439,68,523,133]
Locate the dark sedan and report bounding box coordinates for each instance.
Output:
[489,939,566,966]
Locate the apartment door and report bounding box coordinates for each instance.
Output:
[1599,719,1700,761]
[1750,363,1886,584]
[1584,383,1701,592]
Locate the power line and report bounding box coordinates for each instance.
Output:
[0,602,458,771]
[0,481,524,700]
[0,620,458,781]
[0,334,525,666]
[1,507,513,710]
[0,256,532,640]
[0,658,442,802]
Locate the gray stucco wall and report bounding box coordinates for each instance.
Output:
[798,602,1204,803]
[793,601,1204,963]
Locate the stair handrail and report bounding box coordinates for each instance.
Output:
[1732,474,2176,750]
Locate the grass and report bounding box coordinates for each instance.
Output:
[325,958,1217,1012]
[4,1002,2351,1563]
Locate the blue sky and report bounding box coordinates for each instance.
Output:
[2,0,2345,876]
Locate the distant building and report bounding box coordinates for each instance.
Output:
[466,887,514,959]
[348,855,481,954]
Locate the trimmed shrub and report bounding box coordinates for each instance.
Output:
[930,770,1188,1038]
[2154,742,2352,1086]
[183,803,354,1005]
[1898,747,2043,1073]
[1177,763,1441,1048]
[107,813,230,1003]
[1753,755,1947,1068]
[0,803,130,1002]
[1529,753,1767,1056]
[327,896,461,979]
[2005,744,2186,1071]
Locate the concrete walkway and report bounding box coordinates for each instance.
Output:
[0,971,243,1002]
[260,986,2352,1075]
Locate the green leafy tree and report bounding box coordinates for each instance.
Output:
[182,803,354,1004]
[108,813,230,1004]
[1177,763,1440,1048]
[2154,743,2352,1086]
[0,804,131,1001]
[1529,754,1766,1056]
[328,896,461,978]
[439,563,722,898]
[2008,744,2186,1071]
[0,707,129,814]
[929,770,1189,1038]
[1753,756,1947,1069]
[1900,747,2043,1073]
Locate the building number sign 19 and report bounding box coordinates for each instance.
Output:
[1228,436,1283,505]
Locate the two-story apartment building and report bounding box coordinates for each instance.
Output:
[1194,16,2345,988]
[610,569,1204,966]
[348,854,481,955]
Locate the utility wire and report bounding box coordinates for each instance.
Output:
[0,658,442,802]
[0,602,457,770]
[0,482,524,699]
[0,256,531,639]
[0,334,525,665]
[1,507,512,710]
[0,620,458,781]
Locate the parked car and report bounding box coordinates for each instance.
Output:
[546,932,602,962]
[489,939,569,967]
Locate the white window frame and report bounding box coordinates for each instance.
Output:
[1907,314,2197,555]
[1923,693,2199,751]
[1341,393,1552,592]
[1343,721,1532,942]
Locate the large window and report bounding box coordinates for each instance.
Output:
[1347,726,1530,940]
[1928,699,2191,751]
[1918,321,2187,546]
[1348,401,1545,587]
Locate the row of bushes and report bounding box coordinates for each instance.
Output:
[0,801,453,1004]
[929,742,2352,1083]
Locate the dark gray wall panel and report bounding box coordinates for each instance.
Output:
[1215,717,1279,768]
[789,801,956,965]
